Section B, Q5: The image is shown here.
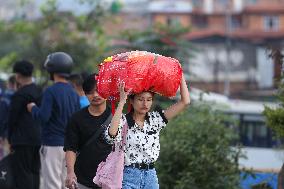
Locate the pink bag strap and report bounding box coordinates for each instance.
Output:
[121,121,128,147]
[113,121,128,151]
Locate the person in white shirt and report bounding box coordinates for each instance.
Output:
[104,73,190,189]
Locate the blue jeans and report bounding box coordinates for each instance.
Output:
[122,166,159,189]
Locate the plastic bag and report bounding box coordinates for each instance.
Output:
[97,51,182,101]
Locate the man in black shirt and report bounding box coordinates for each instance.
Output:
[64,74,112,189]
[8,60,42,189]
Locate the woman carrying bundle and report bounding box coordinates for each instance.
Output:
[103,73,190,189]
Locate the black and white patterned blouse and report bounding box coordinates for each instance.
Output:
[104,110,168,166]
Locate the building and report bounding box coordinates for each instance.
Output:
[149,0,284,98]
[0,1,37,20]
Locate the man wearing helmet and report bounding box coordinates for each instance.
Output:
[27,52,80,189]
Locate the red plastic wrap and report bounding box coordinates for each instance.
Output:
[147,55,182,97]
[97,51,182,101]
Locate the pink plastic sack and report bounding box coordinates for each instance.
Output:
[93,123,128,189]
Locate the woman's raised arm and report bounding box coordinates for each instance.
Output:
[108,82,131,136]
[164,73,190,121]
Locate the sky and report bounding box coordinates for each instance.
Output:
[34,0,149,14]
[34,0,94,15]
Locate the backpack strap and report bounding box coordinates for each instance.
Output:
[79,113,112,154]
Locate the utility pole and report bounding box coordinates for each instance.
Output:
[224,0,232,96]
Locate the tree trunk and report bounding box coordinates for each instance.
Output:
[278,163,284,189]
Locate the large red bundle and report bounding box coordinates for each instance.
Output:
[147,55,182,97]
[97,51,182,101]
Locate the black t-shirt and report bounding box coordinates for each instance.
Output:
[64,106,112,188]
[0,100,9,137]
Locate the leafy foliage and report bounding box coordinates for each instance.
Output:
[264,105,284,137]
[0,0,112,84]
[263,48,284,137]
[156,104,241,189]
[251,183,273,189]
[263,48,284,189]
[113,23,195,67]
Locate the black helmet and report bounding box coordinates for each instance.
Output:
[44,52,73,77]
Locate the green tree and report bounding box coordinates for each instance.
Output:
[157,104,241,189]
[0,0,113,83]
[263,48,284,189]
[263,48,284,137]
[113,23,194,67]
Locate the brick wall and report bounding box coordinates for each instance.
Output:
[190,81,258,97]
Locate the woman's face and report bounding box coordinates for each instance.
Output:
[131,92,153,114]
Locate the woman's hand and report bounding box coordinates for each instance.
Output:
[164,73,190,120]
[118,81,131,105]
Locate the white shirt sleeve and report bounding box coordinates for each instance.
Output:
[103,114,127,144]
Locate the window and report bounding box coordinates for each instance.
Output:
[263,15,279,31]
[246,0,257,5]
[225,112,279,148]
[192,15,208,28]
[216,0,229,5]
[237,113,276,148]
[166,16,181,26]
[231,16,241,29]
[192,0,202,8]
[215,0,230,11]
[240,120,275,148]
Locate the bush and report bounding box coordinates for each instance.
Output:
[156,103,241,189]
[251,183,273,189]
[263,105,284,138]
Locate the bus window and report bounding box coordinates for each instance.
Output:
[225,112,280,148]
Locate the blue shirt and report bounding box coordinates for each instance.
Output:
[2,89,15,106]
[79,96,89,108]
[32,82,80,146]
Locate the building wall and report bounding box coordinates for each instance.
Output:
[152,14,167,25]
[150,0,284,32]
[190,81,257,96]
[243,14,284,31]
[177,14,191,27]
[152,13,191,27]
[256,47,274,88]
[149,0,284,93]
[189,41,256,81]
[246,15,263,31]
[256,0,284,4]
[0,1,39,20]
[103,12,150,35]
[207,15,226,30]
[279,15,284,30]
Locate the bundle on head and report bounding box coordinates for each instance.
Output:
[97,51,183,101]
